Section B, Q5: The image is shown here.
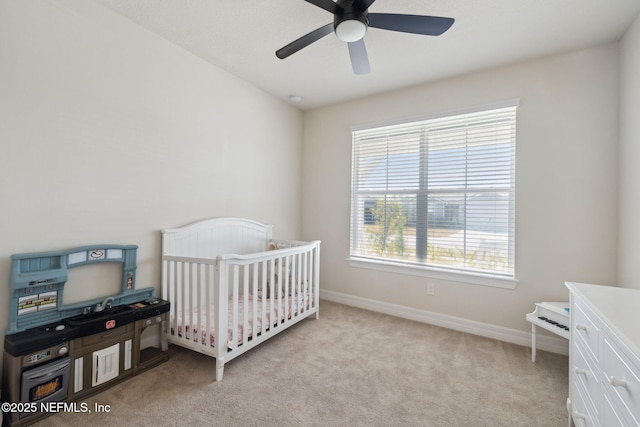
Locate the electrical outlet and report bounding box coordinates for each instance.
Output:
[426,282,435,296]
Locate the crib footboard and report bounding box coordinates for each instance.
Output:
[162,240,320,380]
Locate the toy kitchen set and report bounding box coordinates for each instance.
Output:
[2,245,170,427]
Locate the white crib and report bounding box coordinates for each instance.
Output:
[161,217,320,381]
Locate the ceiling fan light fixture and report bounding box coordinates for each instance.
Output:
[335,19,367,42]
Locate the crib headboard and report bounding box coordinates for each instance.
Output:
[162,217,273,258]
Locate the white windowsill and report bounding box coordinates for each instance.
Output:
[347,257,519,289]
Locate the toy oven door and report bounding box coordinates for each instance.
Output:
[21,357,70,406]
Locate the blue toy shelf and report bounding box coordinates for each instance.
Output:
[7,244,155,333]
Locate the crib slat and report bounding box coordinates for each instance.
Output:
[269,258,275,331]
[261,260,267,335]
[308,251,312,310]
[294,252,301,314]
[283,255,289,324]
[203,263,212,348]
[313,244,320,311]
[179,261,187,342]
[231,264,239,348]
[288,255,294,319]
[189,262,196,344]
[251,263,258,341]
[242,264,249,345]
[191,262,197,343]
[197,262,207,346]
[215,259,227,352]
[295,253,300,317]
[276,255,283,328]
[302,250,308,311]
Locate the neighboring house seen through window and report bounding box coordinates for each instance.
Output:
[349,102,518,287]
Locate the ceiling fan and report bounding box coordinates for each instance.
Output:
[275,0,454,75]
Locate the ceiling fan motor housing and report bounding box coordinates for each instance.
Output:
[334,0,369,42]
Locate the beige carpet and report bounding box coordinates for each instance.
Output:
[34,300,568,427]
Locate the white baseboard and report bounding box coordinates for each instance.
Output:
[319,289,569,357]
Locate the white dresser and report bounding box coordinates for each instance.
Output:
[566,282,640,427]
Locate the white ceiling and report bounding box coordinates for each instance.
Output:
[92,0,640,110]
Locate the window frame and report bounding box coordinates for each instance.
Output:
[348,100,520,289]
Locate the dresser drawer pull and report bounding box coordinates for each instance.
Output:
[574,367,587,376]
[573,410,586,419]
[575,324,588,332]
[609,376,628,388]
[572,409,587,426]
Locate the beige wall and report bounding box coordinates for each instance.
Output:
[618,13,640,290]
[0,0,303,358]
[302,43,619,332]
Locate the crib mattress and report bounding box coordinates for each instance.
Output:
[171,294,308,349]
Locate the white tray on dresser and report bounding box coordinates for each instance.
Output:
[566,282,640,427]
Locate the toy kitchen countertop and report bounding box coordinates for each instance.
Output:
[130,297,170,320]
[4,298,170,357]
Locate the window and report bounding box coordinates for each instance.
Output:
[349,103,517,286]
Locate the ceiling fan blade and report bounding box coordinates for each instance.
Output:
[304,0,343,14]
[348,39,370,75]
[368,13,454,36]
[352,0,376,12]
[276,23,334,59]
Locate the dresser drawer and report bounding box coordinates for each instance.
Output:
[572,338,601,416]
[571,380,600,427]
[603,394,632,427]
[573,299,601,363]
[567,283,640,427]
[602,337,640,425]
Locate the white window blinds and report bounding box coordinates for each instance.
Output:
[350,104,517,278]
